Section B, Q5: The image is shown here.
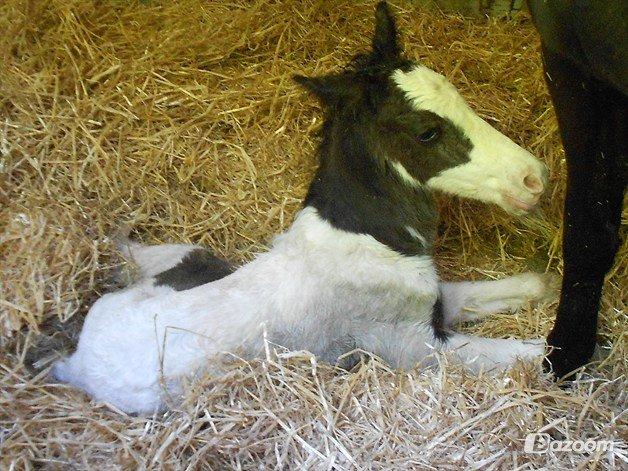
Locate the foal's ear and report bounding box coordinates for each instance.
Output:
[372,2,400,62]
[293,74,358,106]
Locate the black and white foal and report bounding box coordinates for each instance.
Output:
[53,3,555,413]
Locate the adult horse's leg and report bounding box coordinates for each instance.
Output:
[541,50,626,378]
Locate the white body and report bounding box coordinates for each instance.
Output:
[54,208,552,413]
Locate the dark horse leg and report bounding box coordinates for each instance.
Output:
[541,50,626,378]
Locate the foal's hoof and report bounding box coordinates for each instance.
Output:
[526,272,561,304]
[539,272,561,301]
[506,272,560,307]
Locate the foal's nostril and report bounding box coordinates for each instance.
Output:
[523,174,544,194]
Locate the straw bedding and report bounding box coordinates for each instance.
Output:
[1,0,626,468]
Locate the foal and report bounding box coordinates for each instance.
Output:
[53,3,555,413]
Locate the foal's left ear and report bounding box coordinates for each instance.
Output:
[372,2,401,62]
[293,74,358,106]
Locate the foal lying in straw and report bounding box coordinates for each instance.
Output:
[53,3,557,413]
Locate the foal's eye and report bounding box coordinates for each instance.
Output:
[418,127,439,143]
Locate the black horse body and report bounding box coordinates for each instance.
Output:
[528,0,627,377]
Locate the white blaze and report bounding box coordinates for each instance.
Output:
[392,65,547,214]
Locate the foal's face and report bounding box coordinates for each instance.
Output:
[298,2,547,215]
[385,65,547,214]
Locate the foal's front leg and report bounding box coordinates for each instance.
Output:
[440,332,545,373]
[440,273,559,326]
[349,320,544,372]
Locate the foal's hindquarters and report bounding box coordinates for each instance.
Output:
[53,208,553,413]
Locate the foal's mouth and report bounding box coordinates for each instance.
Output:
[503,194,541,213]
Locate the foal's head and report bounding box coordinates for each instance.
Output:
[296,2,547,218]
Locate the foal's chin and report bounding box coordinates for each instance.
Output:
[497,200,538,216]
[475,184,545,216]
[498,192,543,216]
[503,205,538,217]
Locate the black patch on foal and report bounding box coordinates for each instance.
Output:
[154,249,234,291]
[430,293,449,342]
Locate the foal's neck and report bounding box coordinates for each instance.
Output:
[303,126,439,257]
[273,206,439,299]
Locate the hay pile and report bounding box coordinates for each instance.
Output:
[1,0,626,468]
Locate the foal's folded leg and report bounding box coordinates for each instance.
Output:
[440,272,559,326]
[349,319,545,372]
[115,235,234,289]
[441,332,545,373]
[348,320,439,370]
[116,239,202,278]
